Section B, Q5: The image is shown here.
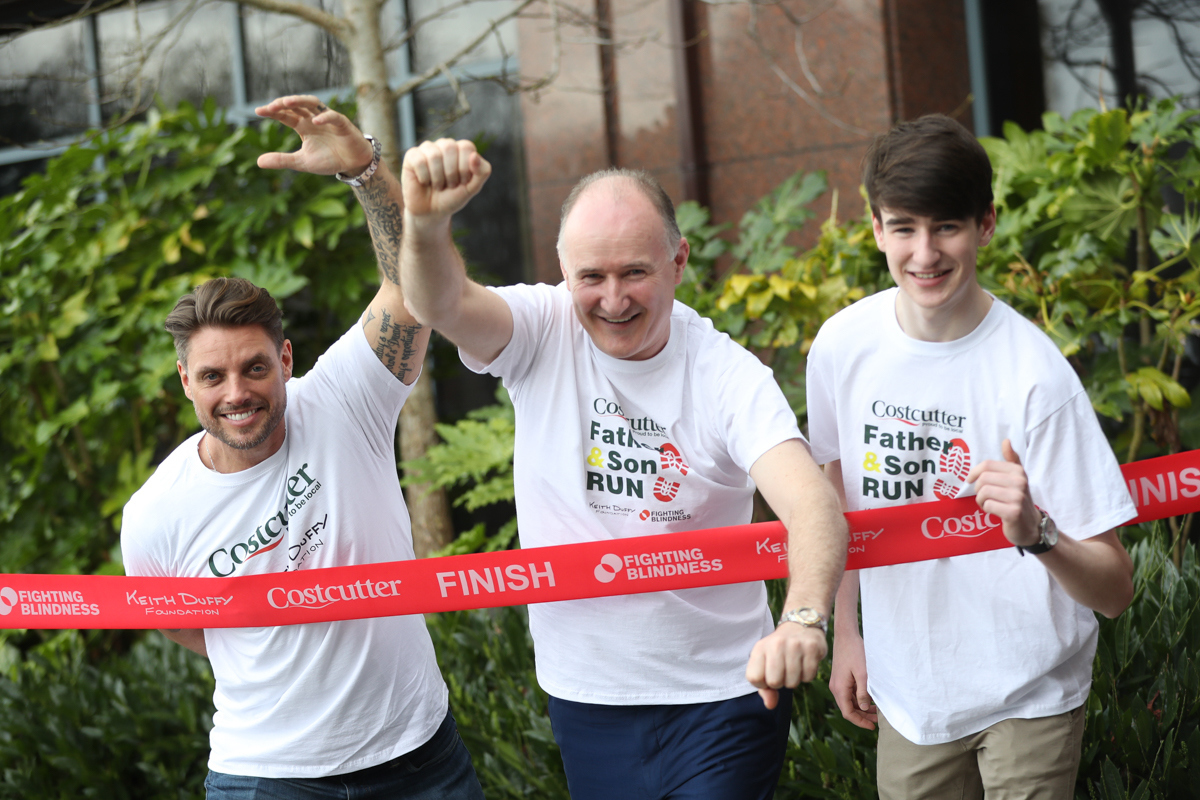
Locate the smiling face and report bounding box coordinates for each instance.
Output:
[179,325,292,471]
[558,179,689,361]
[872,205,996,341]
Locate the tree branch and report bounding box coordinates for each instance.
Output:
[389,0,538,101]
[235,0,352,41]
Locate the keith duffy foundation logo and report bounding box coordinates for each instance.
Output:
[0,587,16,615]
[594,554,623,583]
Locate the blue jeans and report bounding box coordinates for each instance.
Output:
[548,689,793,800]
[204,710,484,800]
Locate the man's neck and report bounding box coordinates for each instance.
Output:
[201,426,286,474]
[894,283,993,343]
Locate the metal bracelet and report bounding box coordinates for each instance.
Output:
[335,134,381,187]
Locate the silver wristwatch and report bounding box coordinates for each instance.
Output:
[335,134,381,187]
[779,607,827,633]
[1017,510,1059,556]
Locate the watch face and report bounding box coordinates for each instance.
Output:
[1038,513,1060,547]
[795,608,820,625]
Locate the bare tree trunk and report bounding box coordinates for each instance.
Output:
[1095,0,1140,106]
[344,0,454,556]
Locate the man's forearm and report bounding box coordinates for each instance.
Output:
[399,211,470,327]
[350,165,432,383]
[354,164,407,290]
[1036,529,1133,618]
[833,569,861,637]
[781,480,848,616]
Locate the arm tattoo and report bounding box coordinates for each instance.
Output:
[355,179,402,285]
[371,306,424,381]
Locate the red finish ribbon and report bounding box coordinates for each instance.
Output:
[2,450,1197,630]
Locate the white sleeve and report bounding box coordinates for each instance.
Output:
[713,340,804,475]
[459,283,563,388]
[1024,391,1137,540]
[805,327,840,466]
[120,490,175,578]
[297,326,414,461]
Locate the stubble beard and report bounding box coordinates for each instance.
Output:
[200,399,287,452]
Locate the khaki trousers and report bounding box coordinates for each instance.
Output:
[876,705,1086,800]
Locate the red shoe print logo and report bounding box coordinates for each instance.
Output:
[934,438,971,500]
[654,478,680,503]
[660,444,689,476]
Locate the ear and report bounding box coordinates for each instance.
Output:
[672,237,690,286]
[178,361,192,400]
[978,203,997,247]
[559,258,572,289]
[280,340,294,381]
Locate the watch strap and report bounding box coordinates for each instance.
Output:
[779,607,827,633]
[1017,511,1057,556]
[335,134,381,187]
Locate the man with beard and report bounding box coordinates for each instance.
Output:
[120,96,484,799]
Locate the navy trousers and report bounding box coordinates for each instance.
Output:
[548,689,793,800]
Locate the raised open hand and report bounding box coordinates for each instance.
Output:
[255,95,374,177]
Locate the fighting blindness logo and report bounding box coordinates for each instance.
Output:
[594,554,623,583]
[0,587,16,615]
[593,549,723,583]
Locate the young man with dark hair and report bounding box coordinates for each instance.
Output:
[121,98,484,799]
[807,114,1137,799]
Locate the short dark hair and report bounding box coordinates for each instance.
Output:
[557,168,681,255]
[862,114,993,222]
[164,277,284,366]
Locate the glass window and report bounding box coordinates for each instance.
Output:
[98,0,235,117]
[243,0,351,101]
[0,20,93,145]
[408,0,519,74]
[414,79,527,287]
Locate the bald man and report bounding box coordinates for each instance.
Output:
[396,138,847,800]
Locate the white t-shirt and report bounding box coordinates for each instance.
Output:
[806,288,1136,744]
[464,282,802,704]
[122,327,448,778]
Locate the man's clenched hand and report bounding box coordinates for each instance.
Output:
[746,622,828,709]
[402,138,492,224]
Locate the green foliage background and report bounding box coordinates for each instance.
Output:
[2,99,1200,798]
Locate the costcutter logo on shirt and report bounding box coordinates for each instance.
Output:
[594,548,724,582]
[206,462,322,577]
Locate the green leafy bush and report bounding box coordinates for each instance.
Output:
[978,101,1200,472]
[426,608,568,797]
[0,632,213,798]
[0,99,376,579]
[1080,526,1200,798]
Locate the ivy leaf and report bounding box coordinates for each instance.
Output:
[307,198,349,218]
[293,214,315,249]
